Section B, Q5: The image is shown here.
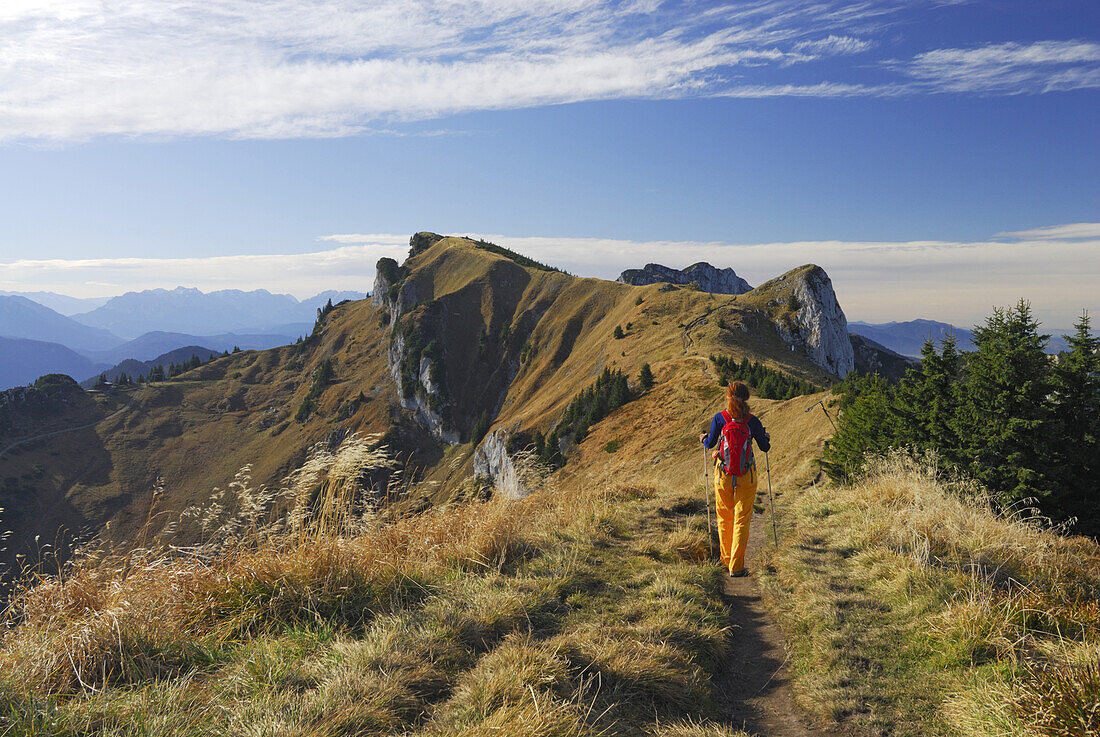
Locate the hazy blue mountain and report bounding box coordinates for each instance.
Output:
[0,291,111,316]
[71,287,366,338]
[81,346,223,387]
[0,336,109,390]
[0,295,124,352]
[849,320,975,357]
[84,331,302,365]
[300,291,367,314]
[71,287,302,338]
[851,319,1070,357]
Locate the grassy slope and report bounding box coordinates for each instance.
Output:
[0,298,404,559]
[0,237,853,734]
[5,237,1089,736]
[0,361,837,736]
[756,453,1100,737]
[0,235,833,555]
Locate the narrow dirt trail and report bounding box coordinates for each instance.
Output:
[710,486,838,737]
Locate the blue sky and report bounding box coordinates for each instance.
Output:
[0,0,1097,326]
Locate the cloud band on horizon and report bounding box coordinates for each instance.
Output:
[1,226,1096,329]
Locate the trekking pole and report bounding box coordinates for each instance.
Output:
[765,451,778,547]
[702,445,714,557]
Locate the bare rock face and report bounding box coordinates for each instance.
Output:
[385,329,459,445]
[372,257,402,308]
[617,262,752,295]
[473,428,532,500]
[793,267,854,377]
[765,265,855,378]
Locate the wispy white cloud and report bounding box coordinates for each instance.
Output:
[4,227,1093,328]
[0,239,410,299]
[0,0,868,142]
[899,40,1100,94]
[995,222,1100,241]
[3,1,1088,142]
[717,81,897,98]
[793,34,872,56]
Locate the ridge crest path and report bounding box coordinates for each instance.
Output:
[713,484,841,737]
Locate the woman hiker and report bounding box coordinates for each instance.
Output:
[699,381,770,577]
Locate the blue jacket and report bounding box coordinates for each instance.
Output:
[702,411,770,453]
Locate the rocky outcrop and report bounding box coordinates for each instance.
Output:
[371,258,401,308]
[409,231,445,257]
[473,428,533,500]
[764,266,855,378]
[385,325,459,445]
[617,262,752,295]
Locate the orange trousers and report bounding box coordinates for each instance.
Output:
[714,460,758,574]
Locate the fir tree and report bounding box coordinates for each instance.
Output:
[638,363,655,391]
[1051,311,1099,528]
[891,337,962,457]
[958,300,1054,503]
[821,373,894,482]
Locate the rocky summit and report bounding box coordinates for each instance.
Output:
[617,262,752,295]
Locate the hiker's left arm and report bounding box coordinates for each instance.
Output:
[751,416,771,452]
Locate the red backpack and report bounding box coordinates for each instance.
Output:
[717,411,755,479]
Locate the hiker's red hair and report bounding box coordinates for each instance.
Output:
[725,384,750,420]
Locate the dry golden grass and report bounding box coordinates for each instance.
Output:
[0,435,586,697]
[648,721,753,737]
[0,422,742,736]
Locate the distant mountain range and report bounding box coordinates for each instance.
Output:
[0,295,124,353]
[70,287,365,339]
[850,319,1070,357]
[83,331,309,366]
[0,291,111,316]
[0,288,365,391]
[0,336,108,389]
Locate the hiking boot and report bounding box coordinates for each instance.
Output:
[729,568,749,578]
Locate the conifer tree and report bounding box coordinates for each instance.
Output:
[638,363,655,391]
[821,373,894,482]
[892,336,962,457]
[1051,311,1099,527]
[958,300,1054,503]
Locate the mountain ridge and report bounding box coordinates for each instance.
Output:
[71,287,365,339]
[0,233,852,575]
[0,295,124,353]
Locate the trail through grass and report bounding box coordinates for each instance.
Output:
[0,439,756,737]
[757,451,1100,737]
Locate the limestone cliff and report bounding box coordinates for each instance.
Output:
[472,429,531,500]
[617,262,752,295]
[749,265,855,378]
